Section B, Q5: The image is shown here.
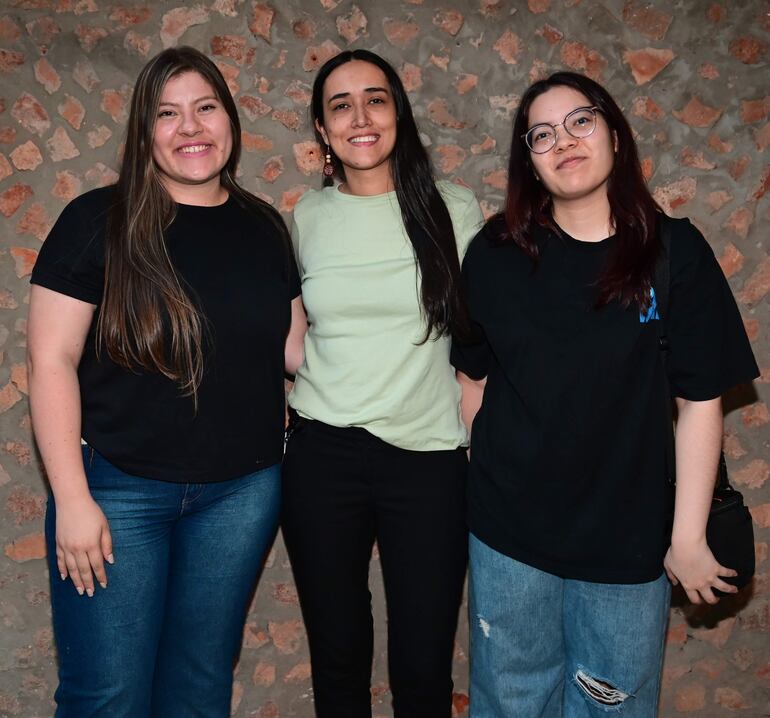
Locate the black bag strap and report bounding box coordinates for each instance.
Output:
[655,216,730,492]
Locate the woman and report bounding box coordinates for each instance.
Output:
[27,46,304,717]
[282,49,483,717]
[452,72,759,717]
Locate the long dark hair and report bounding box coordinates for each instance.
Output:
[98,46,288,402]
[311,49,469,341]
[501,71,662,311]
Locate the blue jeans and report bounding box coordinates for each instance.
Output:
[45,446,281,718]
[469,534,670,717]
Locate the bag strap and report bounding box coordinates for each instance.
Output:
[655,217,730,492]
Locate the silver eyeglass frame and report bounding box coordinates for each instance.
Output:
[522,106,599,154]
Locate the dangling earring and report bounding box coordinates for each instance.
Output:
[323,145,334,177]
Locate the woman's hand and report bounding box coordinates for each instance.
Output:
[664,538,737,604]
[55,494,114,597]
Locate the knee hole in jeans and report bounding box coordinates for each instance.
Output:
[575,669,631,708]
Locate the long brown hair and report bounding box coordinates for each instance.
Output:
[98,46,288,402]
[500,71,662,311]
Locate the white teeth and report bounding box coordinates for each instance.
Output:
[349,136,378,144]
[178,145,210,154]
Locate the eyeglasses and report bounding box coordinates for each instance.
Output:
[522,106,599,154]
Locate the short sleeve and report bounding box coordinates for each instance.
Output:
[451,228,492,380]
[666,218,759,400]
[30,189,109,305]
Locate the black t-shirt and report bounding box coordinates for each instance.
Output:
[31,186,300,483]
[451,216,759,583]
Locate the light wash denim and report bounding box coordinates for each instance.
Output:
[46,446,281,718]
[469,533,671,717]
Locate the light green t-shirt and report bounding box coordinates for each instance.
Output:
[289,181,484,451]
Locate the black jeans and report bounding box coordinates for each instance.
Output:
[281,416,468,718]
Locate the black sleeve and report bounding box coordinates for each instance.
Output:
[666,218,759,400]
[450,228,492,380]
[287,241,301,300]
[30,189,109,305]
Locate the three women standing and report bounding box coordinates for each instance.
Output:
[282,50,482,717]
[28,47,304,716]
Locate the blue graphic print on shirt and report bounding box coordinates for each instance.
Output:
[640,287,660,323]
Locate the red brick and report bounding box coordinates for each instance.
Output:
[708,134,732,154]
[560,41,606,81]
[238,94,272,121]
[0,152,11,181]
[0,16,22,43]
[0,49,25,74]
[261,155,283,183]
[723,430,747,459]
[268,619,304,654]
[293,140,323,176]
[109,5,153,28]
[673,96,722,128]
[213,60,239,97]
[383,17,419,48]
[679,147,715,170]
[212,0,240,16]
[0,183,33,217]
[11,92,50,136]
[737,255,770,302]
[674,682,706,711]
[33,57,61,94]
[73,58,100,93]
[6,485,44,524]
[16,202,51,241]
[652,177,696,213]
[241,131,273,152]
[249,3,274,43]
[733,459,769,489]
[631,96,665,122]
[723,206,754,240]
[283,662,311,683]
[46,126,80,162]
[717,240,742,276]
[427,98,469,129]
[84,162,119,187]
[100,87,131,124]
[279,184,309,213]
[4,532,46,562]
[0,381,21,413]
[528,0,551,12]
[124,30,152,57]
[272,109,299,131]
[623,47,674,85]
[537,24,563,45]
[433,9,463,35]
[302,40,341,71]
[319,0,341,8]
[242,623,270,648]
[698,63,719,80]
[252,661,276,686]
[493,29,522,64]
[749,165,770,201]
[755,123,770,151]
[25,15,60,51]
[87,124,111,149]
[480,0,503,16]
[430,54,449,72]
[292,18,316,41]
[436,144,466,174]
[57,94,85,130]
[640,156,654,181]
[729,35,767,65]
[51,170,82,202]
[160,6,210,48]
[715,687,748,710]
[399,63,422,92]
[728,155,750,180]
[622,0,672,40]
[482,168,507,190]
[337,5,368,44]
[74,24,108,52]
[454,73,478,95]
[211,35,249,65]
[10,141,43,171]
[706,3,724,24]
[741,400,769,426]
[0,126,17,144]
[284,80,311,106]
[471,135,496,155]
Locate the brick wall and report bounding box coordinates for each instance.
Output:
[0,0,768,715]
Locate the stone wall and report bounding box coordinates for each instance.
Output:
[0,0,768,715]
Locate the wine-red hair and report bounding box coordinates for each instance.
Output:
[500,71,662,310]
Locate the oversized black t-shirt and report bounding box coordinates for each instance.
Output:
[451,216,759,583]
[31,186,300,483]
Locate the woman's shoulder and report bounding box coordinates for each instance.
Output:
[436,179,477,209]
[62,184,117,218]
[292,186,330,220]
[661,214,716,268]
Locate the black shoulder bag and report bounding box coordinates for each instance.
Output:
[655,218,755,593]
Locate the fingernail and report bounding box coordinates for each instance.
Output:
[106,554,114,565]
[99,582,107,589]
[86,588,94,598]
[76,587,84,596]
[60,573,66,581]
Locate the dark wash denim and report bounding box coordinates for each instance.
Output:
[46,446,280,718]
[281,417,468,718]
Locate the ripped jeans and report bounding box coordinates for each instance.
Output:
[468,534,670,717]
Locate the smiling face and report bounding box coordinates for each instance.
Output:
[152,71,233,203]
[316,59,397,194]
[527,85,616,207]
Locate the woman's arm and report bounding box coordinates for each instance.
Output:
[663,396,737,604]
[284,296,307,375]
[28,284,113,597]
[457,371,487,436]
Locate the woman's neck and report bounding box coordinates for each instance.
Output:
[163,178,229,207]
[552,191,613,242]
[339,163,394,197]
